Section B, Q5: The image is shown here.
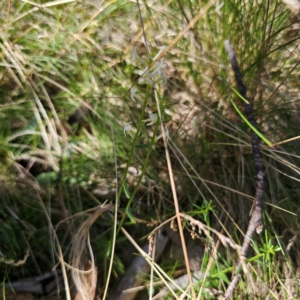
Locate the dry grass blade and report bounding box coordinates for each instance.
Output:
[0,250,30,267]
[70,203,114,300]
[109,228,169,300]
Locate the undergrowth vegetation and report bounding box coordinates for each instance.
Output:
[1,0,300,299]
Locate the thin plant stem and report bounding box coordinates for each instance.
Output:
[102,113,119,300]
[154,87,195,298]
[116,85,150,234]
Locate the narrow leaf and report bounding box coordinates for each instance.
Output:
[230,86,249,104]
[230,98,273,148]
[123,181,130,199]
[127,207,136,224]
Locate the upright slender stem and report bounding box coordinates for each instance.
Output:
[224,40,264,299]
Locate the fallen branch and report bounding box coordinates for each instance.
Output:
[4,269,63,295]
[224,40,264,299]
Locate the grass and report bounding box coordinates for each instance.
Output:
[1,0,300,299]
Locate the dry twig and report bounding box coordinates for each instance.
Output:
[224,40,264,299]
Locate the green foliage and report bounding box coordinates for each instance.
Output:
[0,0,300,299]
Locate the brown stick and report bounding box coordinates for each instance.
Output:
[224,40,264,299]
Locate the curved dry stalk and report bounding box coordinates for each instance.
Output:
[178,213,245,272]
[70,203,114,300]
[149,213,244,266]
[224,40,264,299]
[0,250,30,267]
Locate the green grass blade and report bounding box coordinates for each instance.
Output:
[230,86,249,104]
[123,181,131,199]
[230,98,273,148]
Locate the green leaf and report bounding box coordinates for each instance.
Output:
[212,271,229,284]
[123,181,130,199]
[127,207,136,224]
[230,98,273,148]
